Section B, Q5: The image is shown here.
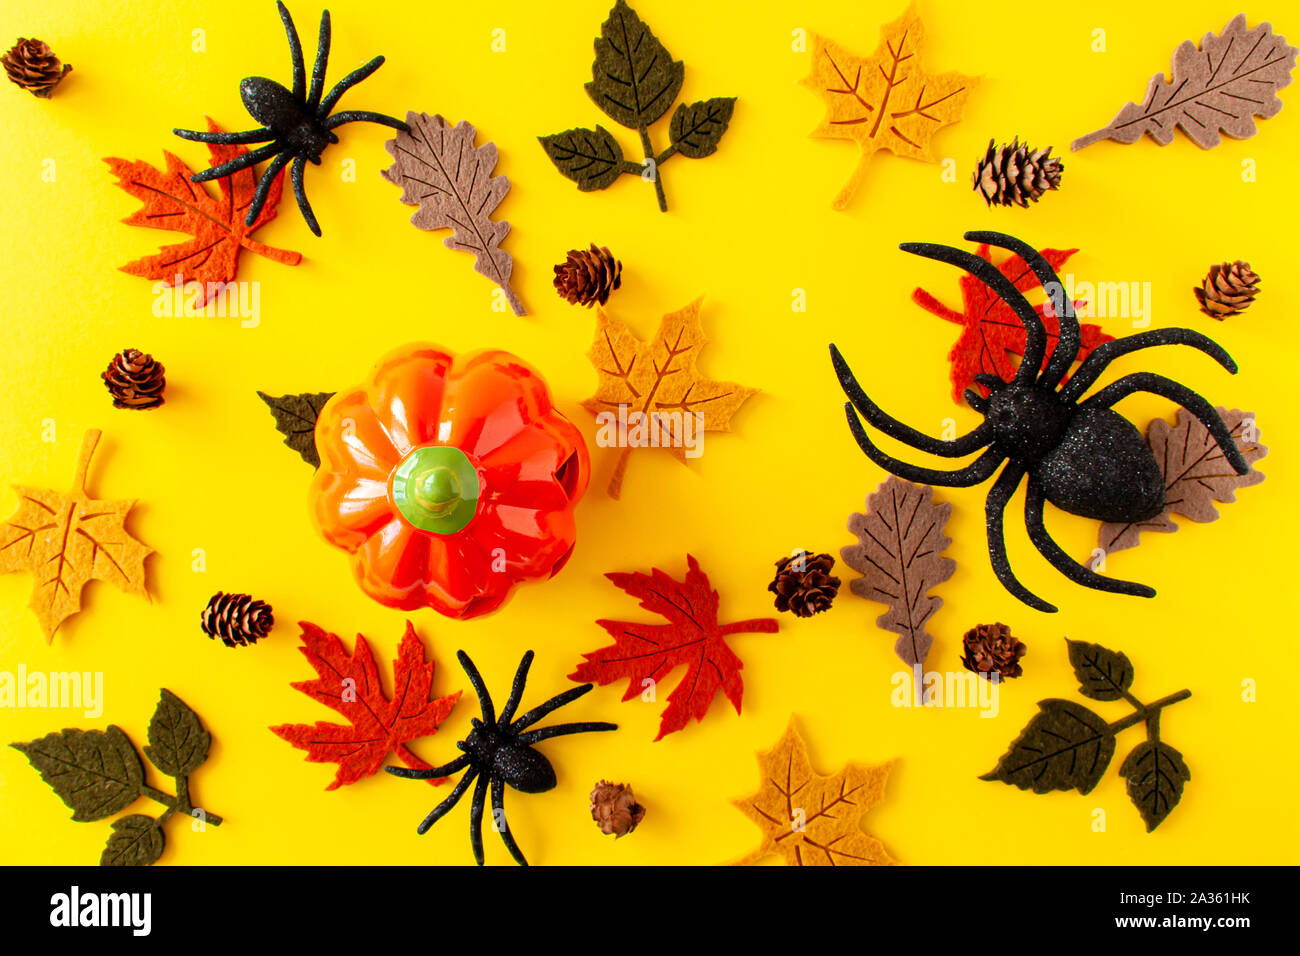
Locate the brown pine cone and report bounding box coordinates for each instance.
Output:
[201,592,274,648]
[102,348,166,410]
[3,39,72,98]
[553,243,622,307]
[590,781,645,838]
[1194,261,1260,319]
[768,551,841,617]
[972,137,1062,208]
[961,622,1027,680]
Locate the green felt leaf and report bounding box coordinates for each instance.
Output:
[1121,740,1190,832]
[1066,639,1134,701]
[100,814,165,867]
[670,98,736,158]
[257,391,334,468]
[981,699,1116,795]
[539,127,626,191]
[585,0,683,130]
[12,726,144,822]
[144,689,211,778]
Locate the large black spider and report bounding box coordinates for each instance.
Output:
[831,230,1250,613]
[173,1,407,236]
[386,650,616,866]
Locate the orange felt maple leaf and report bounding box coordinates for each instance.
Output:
[801,3,976,209]
[270,621,461,790]
[105,118,301,305]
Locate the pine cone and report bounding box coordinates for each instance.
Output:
[3,38,71,98]
[768,551,841,617]
[961,622,1026,680]
[1194,261,1260,319]
[553,243,622,307]
[201,592,274,648]
[590,781,645,837]
[101,348,166,410]
[972,137,1062,208]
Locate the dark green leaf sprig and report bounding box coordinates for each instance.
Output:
[12,689,223,865]
[539,0,736,211]
[982,640,1191,832]
[258,390,334,468]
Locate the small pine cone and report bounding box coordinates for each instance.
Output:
[768,551,841,617]
[101,348,166,410]
[961,623,1026,680]
[972,137,1062,208]
[553,243,622,307]
[1194,261,1260,319]
[590,781,645,838]
[3,38,72,97]
[201,592,274,648]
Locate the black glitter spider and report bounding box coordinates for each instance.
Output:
[386,649,616,866]
[831,230,1251,613]
[173,1,407,236]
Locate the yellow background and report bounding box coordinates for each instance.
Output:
[1,0,1296,866]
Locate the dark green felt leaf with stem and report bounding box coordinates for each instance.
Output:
[101,814,166,867]
[258,391,334,468]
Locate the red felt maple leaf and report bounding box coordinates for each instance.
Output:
[270,620,461,790]
[105,117,301,305]
[571,555,779,741]
[911,244,1112,404]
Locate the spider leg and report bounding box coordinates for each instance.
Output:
[1059,329,1238,404]
[469,772,489,866]
[318,56,386,116]
[985,463,1057,613]
[1023,478,1156,598]
[385,752,471,780]
[1082,372,1250,474]
[414,765,477,835]
[324,110,411,132]
[243,152,291,226]
[515,721,619,746]
[491,778,528,867]
[510,682,593,732]
[497,651,534,728]
[189,143,281,182]
[830,345,994,456]
[843,404,1005,486]
[173,127,275,145]
[456,650,496,725]
[306,7,331,109]
[275,0,305,100]
[291,156,323,237]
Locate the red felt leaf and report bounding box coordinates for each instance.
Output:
[571,554,779,741]
[105,117,301,306]
[270,620,461,790]
[910,244,1112,404]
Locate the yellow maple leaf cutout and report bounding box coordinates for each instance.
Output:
[583,297,758,498]
[0,430,151,641]
[733,718,895,866]
[801,2,976,210]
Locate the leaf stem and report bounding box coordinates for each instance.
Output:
[1106,689,1191,736]
[72,429,101,494]
[142,780,224,826]
[638,126,668,212]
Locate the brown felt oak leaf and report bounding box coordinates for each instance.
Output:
[733,718,895,866]
[801,3,975,209]
[583,298,757,498]
[105,118,301,306]
[570,555,778,740]
[0,430,151,642]
[270,621,461,790]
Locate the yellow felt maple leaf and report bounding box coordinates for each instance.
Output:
[583,297,758,498]
[0,430,151,641]
[733,719,895,866]
[801,2,976,209]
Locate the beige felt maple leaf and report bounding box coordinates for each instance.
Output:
[801,2,976,209]
[583,297,758,498]
[0,430,151,641]
[733,719,895,866]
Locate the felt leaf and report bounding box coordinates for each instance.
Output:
[981,698,1116,795]
[538,126,626,190]
[257,390,334,468]
[1097,408,1266,555]
[582,298,758,498]
[270,621,461,789]
[383,112,525,316]
[11,727,144,822]
[840,476,955,668]
[1121,740,1190,832]
[1066,639,1134,702]
[101,815,165,867]
[800,3,976,210]
[732,719,894,866]
[669,97,736,158]
[911,243,1112,404]
[144,689,212,778]
[1073,15,1298,151]
[0,430,152,642]
[585,0,683,129]
[571,554,779,741]
[105,117,301,306]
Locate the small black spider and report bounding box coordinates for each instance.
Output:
[173,1,407,236]
[386,649,616,866]
[831,230,1251,613]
